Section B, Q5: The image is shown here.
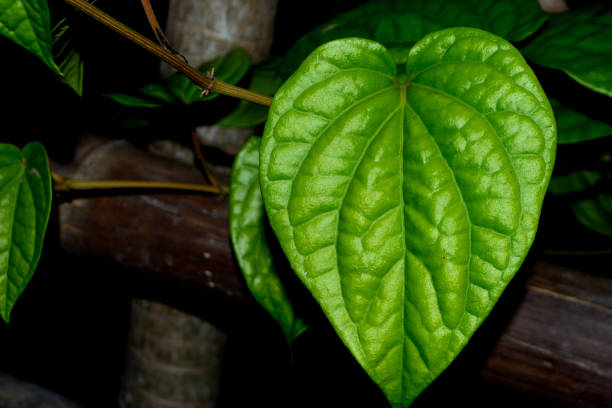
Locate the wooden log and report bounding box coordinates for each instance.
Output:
[56,136,237,407]
[482,261,612,408]
[132,1,278,403]
[56,136,612,407]
[57,135,244,305]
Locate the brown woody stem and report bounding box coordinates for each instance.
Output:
[52,171,226,194]
[63,0,273,106]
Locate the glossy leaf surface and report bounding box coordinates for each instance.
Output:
[260,31,556,406]
[229,137,306,343]
[166,48,251,104]
[522,9,612,97]
[0,142,52,322]
[550,98,612,144]
[285,0,547,69]
[0,0,59,73]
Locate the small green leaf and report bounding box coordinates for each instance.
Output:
[104,93,161,108]
[571,192,612,236]
[218,59,285,128]
[285,0,547,69]
[522,8,612,97]
[52,19,84,96]
[229,137,306,343]
[550,98,612,144]
[260,30,555,406]
[105,84,176,108]
[57,49,84,96]
[216,98,269,128]
[0,0,59,74]
[166,48,252,104]
[549,169,612,236]
[549,170,601,195]
[139,83,176,104]
[0,142,52,322]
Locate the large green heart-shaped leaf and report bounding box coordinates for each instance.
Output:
[229,137,306,343]
[0,0,59,74]
[0,142,52,322]
[285,0,547,69]
[260,30,555,406]
[521,8,612,97]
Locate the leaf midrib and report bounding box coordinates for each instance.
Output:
[402,99,472,334]
[336,101,402,324]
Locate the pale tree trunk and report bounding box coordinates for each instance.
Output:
[537,0,568,13]
[119,300,226,408]
[0,373,81,408]
[117,137,230,408]
[119,1,278,407]
[161,0,279,155]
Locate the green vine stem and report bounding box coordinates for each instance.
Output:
[52,171,227,194]
[63,0,273,107]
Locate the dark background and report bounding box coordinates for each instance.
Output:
[1,0,611,407]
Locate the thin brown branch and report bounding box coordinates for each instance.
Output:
[63,0,273,106]
[190,129,226,193]
[52,171,223,194]
[140,0,187,62]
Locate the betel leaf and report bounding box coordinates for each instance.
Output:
[260,30,555,406]
[0,0,59,74]
[522,8,612,97]
[166,48,252,104]
[229,137,306,343]
[0,142,52,322]
[550,98,612,144]
[285,0,547,69]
